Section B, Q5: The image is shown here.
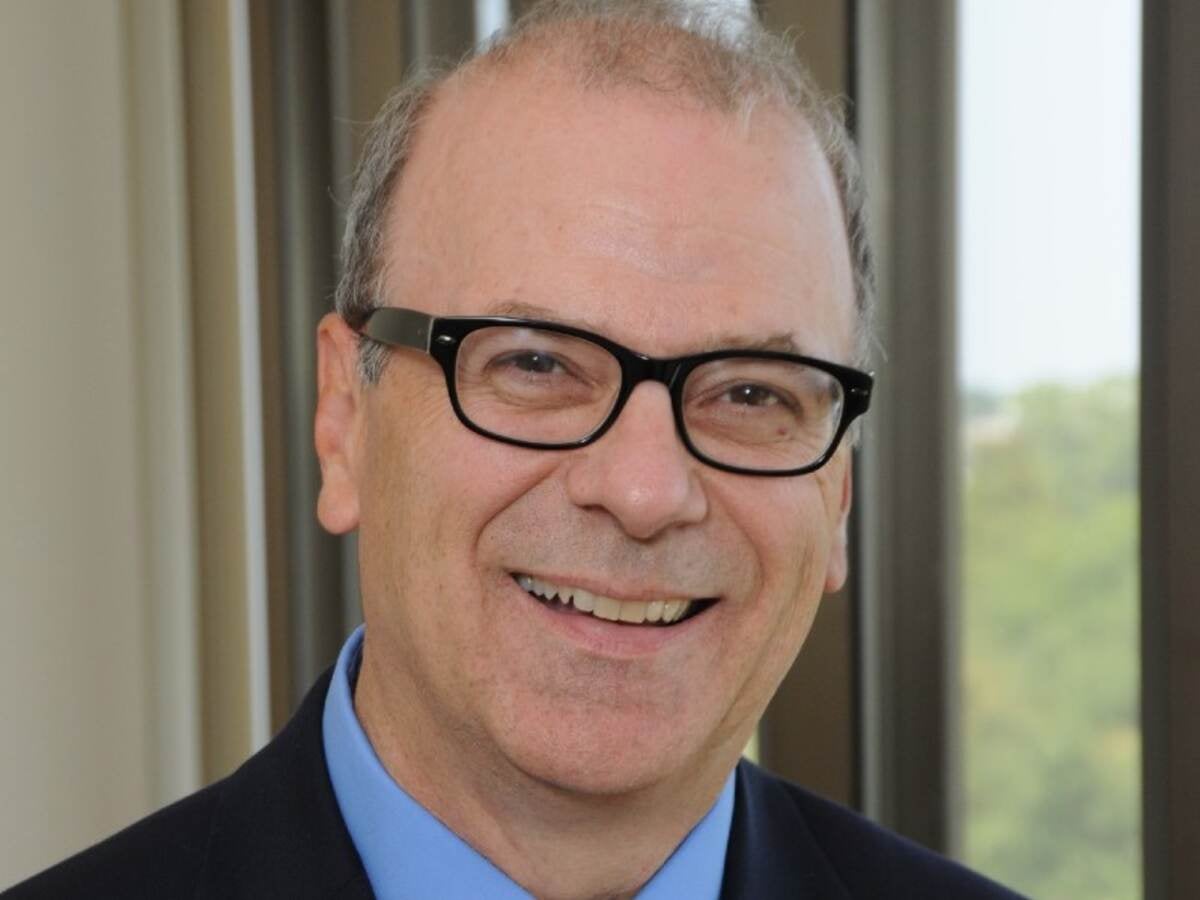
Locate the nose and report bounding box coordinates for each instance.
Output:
[564,382,708,540]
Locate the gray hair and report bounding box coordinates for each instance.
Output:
[335,0,875,382]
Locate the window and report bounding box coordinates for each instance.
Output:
[956,2,1142,896]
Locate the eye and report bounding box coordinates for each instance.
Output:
[493,351,564,375]
[725,383,789,408]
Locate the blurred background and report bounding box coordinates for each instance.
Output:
[1,0,1196,896]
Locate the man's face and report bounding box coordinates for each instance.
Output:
[317,69,857,799]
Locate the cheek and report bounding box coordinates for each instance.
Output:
[355,383,564,702]
[717,475,843,687]
[728,477,837,595]
[751,527,825,678]
[359,381,561,598]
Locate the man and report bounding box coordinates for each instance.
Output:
[7,1,1023,897]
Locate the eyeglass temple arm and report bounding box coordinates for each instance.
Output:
[360,307,435,352]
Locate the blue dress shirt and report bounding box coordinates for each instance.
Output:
[323,626,736,900]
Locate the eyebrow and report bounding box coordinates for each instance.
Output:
[483,299,806,355]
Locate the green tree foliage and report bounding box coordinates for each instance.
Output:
[961,376,1139,900]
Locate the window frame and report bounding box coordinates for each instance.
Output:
[854,0,961,854]
[1140,2,1200,897]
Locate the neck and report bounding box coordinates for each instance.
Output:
[354,648,736,900]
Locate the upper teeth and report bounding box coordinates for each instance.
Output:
[516,575,694,625]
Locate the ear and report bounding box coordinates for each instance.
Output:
[823,456,854,593]
[315,313,364,534]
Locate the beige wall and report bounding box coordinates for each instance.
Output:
[0,0,266,887]
[0,0,159,886]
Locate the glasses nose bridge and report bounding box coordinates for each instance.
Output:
[622,351,684,386]
[615,352,687,412]
[597,351,689,455]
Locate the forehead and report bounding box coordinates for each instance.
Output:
[382,63,856,360]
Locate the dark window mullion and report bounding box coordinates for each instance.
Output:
[1140,1,1200,897]
[855,0,959,854]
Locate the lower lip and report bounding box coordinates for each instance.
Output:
[510,578,713,658]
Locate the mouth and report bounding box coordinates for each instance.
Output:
[512,573,715,626]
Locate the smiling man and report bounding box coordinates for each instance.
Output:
[6,2,1025,899]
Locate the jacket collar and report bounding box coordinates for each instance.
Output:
[720,760,852,900]
[196,669,375,899]
[192,668,847,899]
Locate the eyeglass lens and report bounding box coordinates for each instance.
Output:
[454,325,845,472]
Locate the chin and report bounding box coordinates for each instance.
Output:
[492,701,712,798]
[515,742,683,798]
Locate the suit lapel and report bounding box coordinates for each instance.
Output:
[720,761,852,900]
[196,671,376,899]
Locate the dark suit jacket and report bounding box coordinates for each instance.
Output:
[4,671,1025,899]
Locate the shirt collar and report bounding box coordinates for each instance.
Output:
[323,626,735,900]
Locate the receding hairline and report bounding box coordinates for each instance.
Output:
[425,11,828,147]
[376,28,845,292]
[470,11,791,110]
[337,1,876,381]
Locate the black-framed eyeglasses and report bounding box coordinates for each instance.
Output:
[356,307,873,477]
